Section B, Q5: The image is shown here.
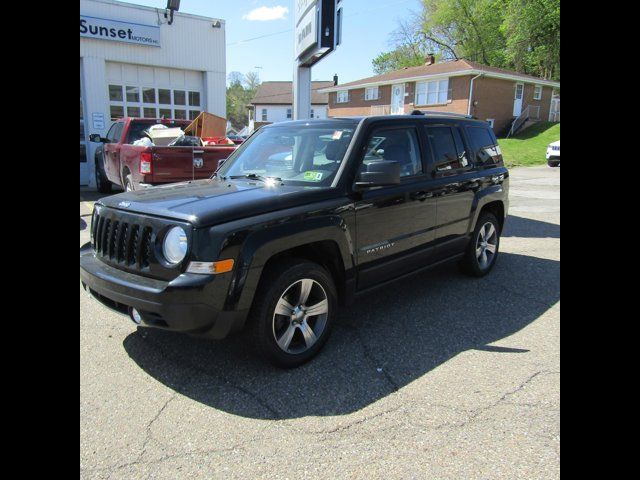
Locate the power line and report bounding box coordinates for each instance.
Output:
[227,0,416,47]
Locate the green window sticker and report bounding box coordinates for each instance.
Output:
[303,171,324,181]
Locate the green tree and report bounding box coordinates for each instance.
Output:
[226,71,260,130]
[372,0,559,81]
[501,0,560,80]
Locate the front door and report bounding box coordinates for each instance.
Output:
[513,83,524,116]
[391,83,405,115]
[354,123,439,290]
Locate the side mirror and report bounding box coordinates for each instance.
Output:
[356,160,401,188]
[89,133,104,143]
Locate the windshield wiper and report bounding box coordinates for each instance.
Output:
[227,174,283,183]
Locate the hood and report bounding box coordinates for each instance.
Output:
[98,178,337,227]
[549,140,560,147]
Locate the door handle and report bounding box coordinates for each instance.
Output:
[410,191,433,201]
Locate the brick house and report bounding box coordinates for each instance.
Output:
[319,58,560,135]
[249,81,334,130]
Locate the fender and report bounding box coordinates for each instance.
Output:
[225,214,356,321]
[467,177,509,234]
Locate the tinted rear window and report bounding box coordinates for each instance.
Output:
[465,126,500,165]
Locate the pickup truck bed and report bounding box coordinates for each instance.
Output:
[92,118,236,192]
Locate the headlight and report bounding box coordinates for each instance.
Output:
[163,226,188,264]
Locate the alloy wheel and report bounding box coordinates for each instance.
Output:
[476,221,498,269]
[272,278,329,354]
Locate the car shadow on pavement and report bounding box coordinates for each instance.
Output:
[123,246,559,420]
[502,215,560,239]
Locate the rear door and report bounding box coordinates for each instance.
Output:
[354,121,439,290]
[424,123,477,257]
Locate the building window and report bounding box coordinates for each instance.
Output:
[108,85,201,120]
[142,88,156,104]
[415,78,449,106]
[286,108,292,119]
[110,105,124,120]
[174,90,186,105]
[262,109,267,121]
[126,86,139,103]
[189,91,200,106]
[533,85,542,100]
[365,86,379,101]
[109,85,123,102]
[336,90,349,103]
[158,89,171,105]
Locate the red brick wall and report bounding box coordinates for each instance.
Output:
[327,74,555,135]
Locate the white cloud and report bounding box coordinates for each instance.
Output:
[242,6,289,21]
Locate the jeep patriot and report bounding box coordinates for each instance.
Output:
[80,113,509,367]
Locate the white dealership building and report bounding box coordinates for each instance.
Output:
[80,0,226,187]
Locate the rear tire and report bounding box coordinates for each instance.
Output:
[124,174,135,192]
[547,159,560,167]
[459,212,501,277]
[248,258,337,368]
[95,153,112,194]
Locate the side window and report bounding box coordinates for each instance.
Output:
[362,127,422,177]
[105,123,119,143]
[425,126,469,172]
[465,126,500,165]
[112,123,124,143]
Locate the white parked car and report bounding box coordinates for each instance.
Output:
[546,140,560,167]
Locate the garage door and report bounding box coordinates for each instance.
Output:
[105,62,203,122]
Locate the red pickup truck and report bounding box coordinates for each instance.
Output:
[90,118,237,193]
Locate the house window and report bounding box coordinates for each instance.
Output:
[365,86,379,101]
[336,90,349,103]
[261,109,267,121]
[415,78,449,106]
[286,108,292,119]
[533,85,542,100]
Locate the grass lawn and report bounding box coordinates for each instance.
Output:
[498,122,560,168]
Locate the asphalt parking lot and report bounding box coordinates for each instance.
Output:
[80,165,559,479]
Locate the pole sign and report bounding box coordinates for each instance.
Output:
[80,15,161,47]
[295,0,318,59]
[295,0,342,66]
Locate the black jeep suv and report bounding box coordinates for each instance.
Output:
[80,113,509,367]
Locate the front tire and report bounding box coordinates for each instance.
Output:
[547,159,560,167]
[459,212,501,277]
[249,259,337,368]
[95,152,112,194]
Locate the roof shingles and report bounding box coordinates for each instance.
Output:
[322,59,557,90]
[251,81,334,105]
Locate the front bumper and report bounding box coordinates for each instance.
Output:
[80,245,244,339]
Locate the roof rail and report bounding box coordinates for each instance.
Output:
[410,110,476,119]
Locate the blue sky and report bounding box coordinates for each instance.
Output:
[128,0,422,84]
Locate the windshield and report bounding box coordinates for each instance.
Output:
[217,122,357,186]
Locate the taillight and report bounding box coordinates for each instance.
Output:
[140,152,152,174]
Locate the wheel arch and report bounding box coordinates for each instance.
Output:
[227,217,356,324]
